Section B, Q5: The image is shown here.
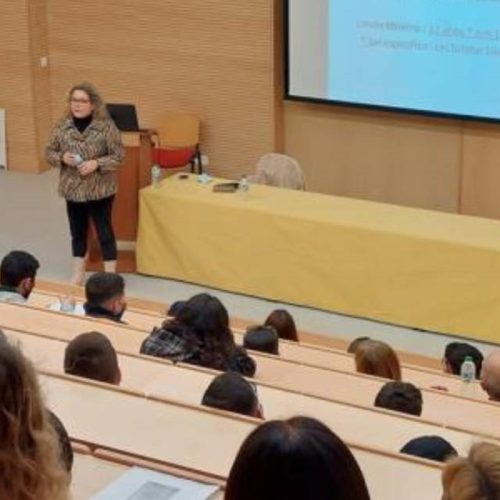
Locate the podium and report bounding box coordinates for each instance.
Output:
[88,130,154,272]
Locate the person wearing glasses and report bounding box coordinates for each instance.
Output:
[46,82,125,285]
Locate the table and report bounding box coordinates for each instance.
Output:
[137,175,500,343]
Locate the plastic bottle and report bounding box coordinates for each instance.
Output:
[460,356,476,383]
[238,175,249,198]
[151,165,162,187]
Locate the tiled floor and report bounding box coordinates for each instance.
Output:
[1,168,497,359]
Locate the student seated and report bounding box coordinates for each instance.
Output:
[355,339,402,381]
[443,342,483,378]
[243,325,279,355]
[141,293,256,376]
[201,372,263,418]
[347,336,371,354]
[64,331,121,385]
[83,272,127,323]
[400,436,457,463]
[264,309,299,341]
[225,416,370,500]
[0,342,70,498]
[442,442,500,499]
[374,381,423,416]
[0,250,39,303]
[166,300,186,318]
[480,350,500,402]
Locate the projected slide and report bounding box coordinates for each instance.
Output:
[287,0,500,120]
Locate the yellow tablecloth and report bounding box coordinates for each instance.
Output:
[137,175,500,343]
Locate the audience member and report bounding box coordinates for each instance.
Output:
[225,416,370,500]
[401,436,457,463]
[443,342,483,378]
[347,336,371,354]
[480,350,500,402]
[64,331,121,385]
[0,250,39,303]
[243,325,279,355]
[442,442,500,499]
[264,309,299,342]
[48,411,74,472]
[374,381,423,416]
[83,272,127,323]
[0,342,69,498]
[202,372,263,418]
[141,293,256,376]
[167,300,186,318]
[355,339,402,380]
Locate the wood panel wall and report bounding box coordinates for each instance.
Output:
[44,0,280,180]
[0,1,39,171]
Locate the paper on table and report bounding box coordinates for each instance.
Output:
[91,467,220,500]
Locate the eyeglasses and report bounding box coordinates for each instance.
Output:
[70,98,91,104]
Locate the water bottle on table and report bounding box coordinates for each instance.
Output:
[460,356,477,397]
[238,175,249,198]
[151,164,162,187]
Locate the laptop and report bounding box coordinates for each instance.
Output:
[107,103,141,132]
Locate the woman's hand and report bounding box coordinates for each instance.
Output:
[62,152,78,167]
[78,160,99,176]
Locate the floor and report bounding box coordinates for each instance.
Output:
[0,168,497,359]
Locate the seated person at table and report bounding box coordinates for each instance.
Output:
[442,442,500,499]
[243,325,279,355]
[264,309,299,342]
[0,250,39,304]
[401,436,457,463]
[141,293,256,377]
[347,336,371,354]
[225,416,370,500]
[355,339,402,381]
[374,381,423,416]
[83,272,127,323]
[64,331,121,385]
[480,350,500,402]
[202,372,263,418]
[166,300,186,318]
[0,342,70,498]
[443,342,483,378]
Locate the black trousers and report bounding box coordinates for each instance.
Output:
[66,196,117,261]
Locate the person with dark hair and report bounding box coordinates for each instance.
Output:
[0,250,40,303]
[243,326,279,355]
[374,381,423,416]
[264,309,299,342]
[83,272,127,323]
[355,339,401,381]
[400,436,457,463]
[46,82,125,285]
[201,372,263,418]
[347,336,371,354]
[480,350,500,402]
[443,342,483,379]
[166,300,186,318]
[141,293,256,376]
[64,331,121,385]
[225,416,370,500]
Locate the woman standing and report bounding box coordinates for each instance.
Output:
[46,82,125,285]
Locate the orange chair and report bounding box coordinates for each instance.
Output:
[151,113,202,174]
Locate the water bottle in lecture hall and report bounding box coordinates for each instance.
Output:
[460,356,476,383]
[238,175,249,197]
[151,165,162,187]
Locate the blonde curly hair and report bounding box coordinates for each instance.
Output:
[65,81,109,121]
[0,342,70,500]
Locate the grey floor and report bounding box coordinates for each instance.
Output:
[1,168,497,359]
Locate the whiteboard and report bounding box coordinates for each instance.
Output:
[0,109,6,170]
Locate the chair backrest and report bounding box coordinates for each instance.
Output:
[155,113,200,148]
[253,153,306,190]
